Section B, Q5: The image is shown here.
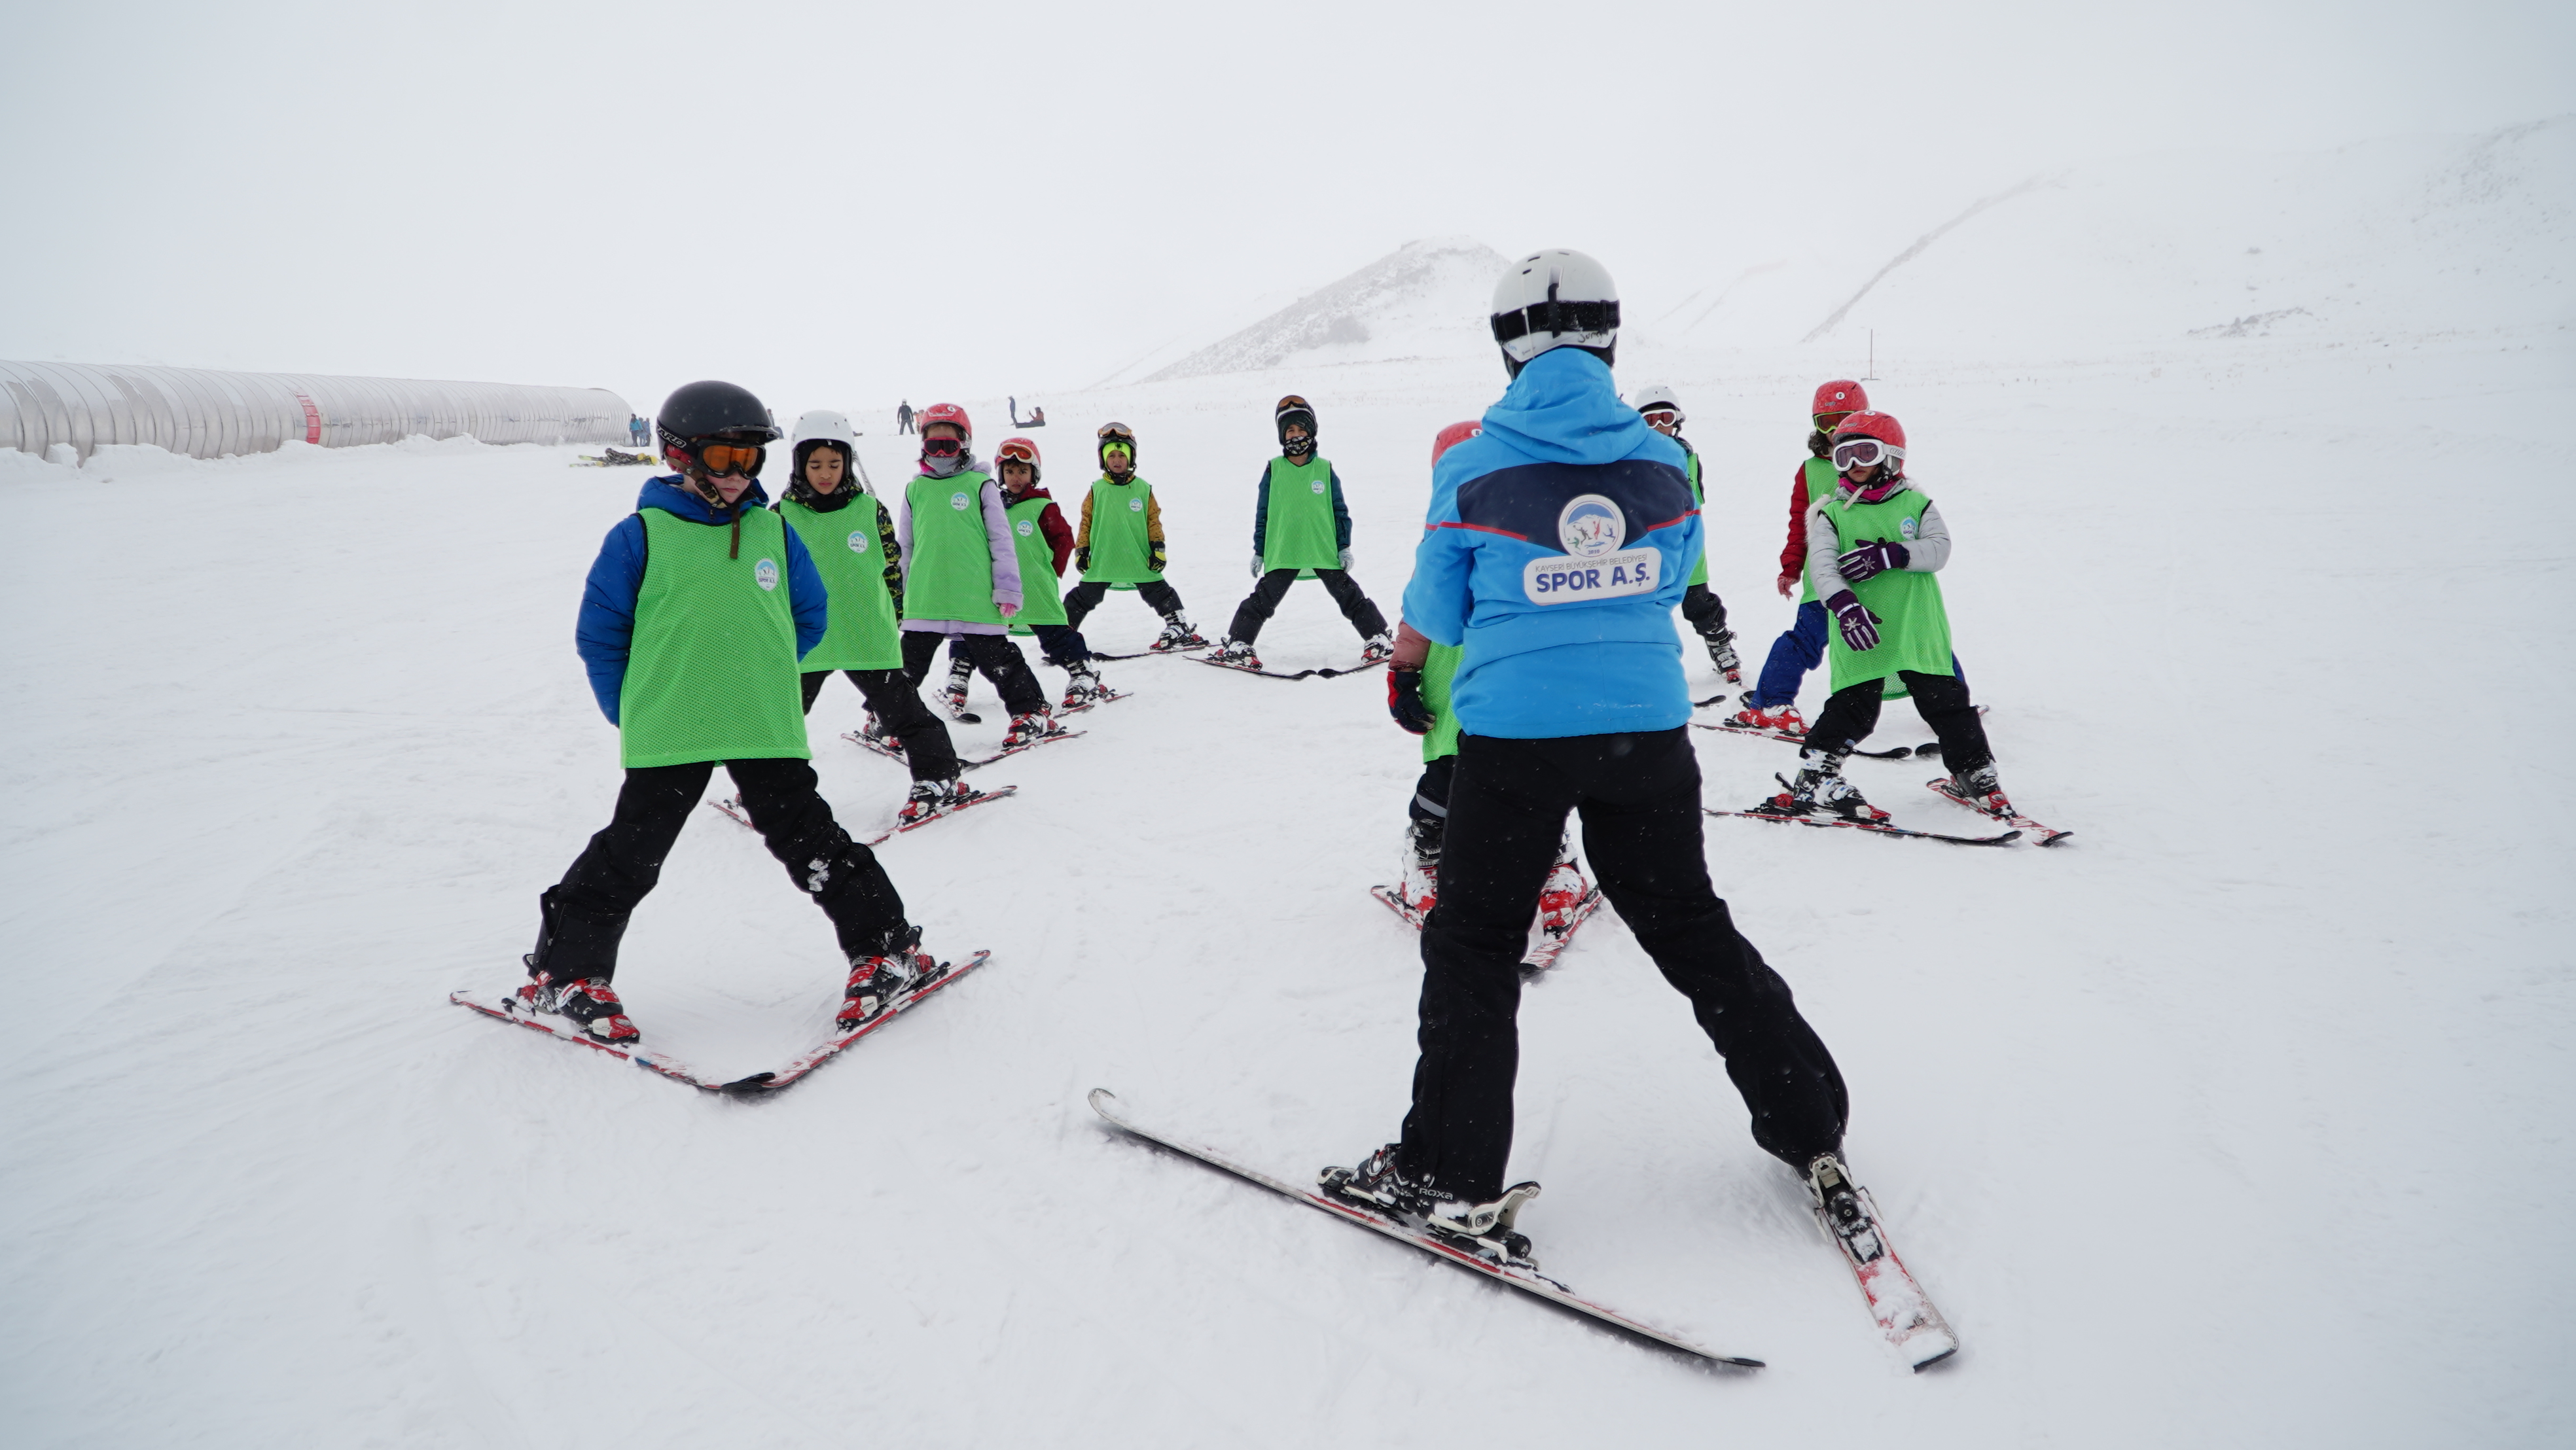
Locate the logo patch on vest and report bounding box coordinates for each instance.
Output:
[1016,520,1035,537]
[1524,548,1658,605]
[1128,498,1143,512]
[1557,495,1626,557]
[1310,479,1327,495]
[754,558,779,592]
[1900,516,1918,540]
[949,492,971,511]
[846,530,868,552]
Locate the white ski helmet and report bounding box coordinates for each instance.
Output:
[1629,383,1684,423]
[789,409,861,489]
[1490,249,1620,376]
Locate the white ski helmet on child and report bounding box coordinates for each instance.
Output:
[1629,383,1684,423]
[789,410,860,489]
[1490,249,1620,376]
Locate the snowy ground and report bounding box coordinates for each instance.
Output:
[3,306,2570,1446]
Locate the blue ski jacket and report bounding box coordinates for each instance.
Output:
[1399,348,1698,739]
[575,476,827,724]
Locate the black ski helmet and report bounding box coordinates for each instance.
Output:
[1096,420,1137,472]
[1275,395,1317,455]
[654,380,781,454]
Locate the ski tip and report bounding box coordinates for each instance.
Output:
[1908,1337,1961,1371]
[1087,1086,1121,1116]
[1721,1356,1768,1370]
[719,1070,781,1094]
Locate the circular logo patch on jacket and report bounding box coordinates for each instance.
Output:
[1128,498,1143,512]
[1900,516,1919,539]
[948,491,971,511]
[755,559,779,592]
[846,530,868,552]
[1016,520,1035,537]
[1557,495,1626,557]
[1310,480,1327,495]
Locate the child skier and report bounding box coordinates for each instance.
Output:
[1060,422,1206,652]
[1208,396,1394,670]
[526,380,950,1046]
[1630,385,1740,682]
[1324,251,1857,1267]
[896,404,1064,751]
[1753,410,2016,823]
[946,436,1111,711]
[772,410,974,825]
[1385,419,1588,935]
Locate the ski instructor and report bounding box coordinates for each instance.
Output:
[1324,251,1876,1261]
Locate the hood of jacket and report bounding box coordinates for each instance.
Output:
[638,474,774,523]
[1475,347,1677,469]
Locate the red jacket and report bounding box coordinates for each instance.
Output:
[1008,484,1077,576]
[1780,461,1816,582]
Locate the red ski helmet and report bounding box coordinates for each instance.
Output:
[1431,419,1482,465]
[916,401,972,442]
[993,436,1041,483]
[1829,410,1907,476]
[1812,380,1869,421]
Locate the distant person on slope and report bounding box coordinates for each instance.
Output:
[1321,250,1856,1269]
[526,380,952,1047]
[772,410,974,826]
[1630,385,1742,684]
[943,436,1113,712]
[1383,419,1588,938]
[1747,409,2014,824]
[1207,395,1394,671]
[1061,421,1208,652]
[896,400,914,435]
[896,403,1064,750]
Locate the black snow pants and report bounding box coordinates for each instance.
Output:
[901,629,1046,716]
[534,758,908,983]
[802,668,958,783]
[1399,728,1849,1201]
[1063,578,1185,629]
[1806,670,1993,777]
[1226,567,1387,645]
[950,623,1090,670]
[1680,582,1728,639]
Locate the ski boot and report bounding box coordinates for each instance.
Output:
[941,656,975,720]
[1726,700,1805,737]
[1320,1143,1430,1217]
[1803,1150,1886,1262]
[1208,637,1262,671]
[896,775,986,827]
[1762,748,1890,824]
[1936,762,2014,818]
[1060,660,1109,711]
[1002,709,1066,750]
[856,710,906,760]
[1535,850,1590,938]
[837,925,940,1031]
[1704,626,1742,684]
[1151,614,1208,653]
[516,966,639,1044]
[1400,818,1442,920]
[1359,631,1395,664]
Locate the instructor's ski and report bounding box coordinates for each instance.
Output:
[448,950,990,1095]
[1086,1089,1762,1368]
[1708,807,2020,847]
[1812,1172,1960,1370]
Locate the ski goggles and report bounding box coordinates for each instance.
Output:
[692,441,766,476]
[1638,408,1681,430]
[1830,436,1904,472]
[920,436,966,459]
[1096,421,1136,443]
[994,440,1040,465]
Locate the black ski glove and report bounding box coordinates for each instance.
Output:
[1148,541,1167,573]
[1387,665,1435,735]
[1836,539,1908,583]
[1075,545,1092,573]
[1827,590,1882,652]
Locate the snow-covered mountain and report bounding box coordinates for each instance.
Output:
[1142,237,1508,382]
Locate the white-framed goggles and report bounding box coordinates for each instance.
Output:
[1830,436,1904,472]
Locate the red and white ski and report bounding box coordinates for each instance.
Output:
[1087,1089,1762,1368]
[1708,807,2020,847]
[448,951,990,1095]
[1815,1179,1959,1371]
[1365,884,1604,974]
[707,786,1019,845]
[1923,778,2073,846]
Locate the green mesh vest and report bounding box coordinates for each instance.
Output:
[1817,484,1954,694]
[902,470,1003,625]
[619,506,811,768]
[1005,494,1068,629]
[1262,455,1340,572]
[1798,457,1838,604]
[778,494,901,670]
[1683,446,1709,589]
[1082,476,1161,590]
[1421,641,1463,763]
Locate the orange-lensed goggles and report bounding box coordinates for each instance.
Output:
[693,442,766,477]
[995,440,1040,464]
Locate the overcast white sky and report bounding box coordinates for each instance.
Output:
[3,0,2568,419]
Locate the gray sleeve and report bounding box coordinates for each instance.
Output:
[1902,499,1952,572]
[1804,502,1846,601]
[981,480,1023,605]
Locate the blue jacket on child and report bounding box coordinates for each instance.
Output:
[575,476,827,725]
[1399,347,1698,739]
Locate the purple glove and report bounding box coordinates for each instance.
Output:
[1827,590,1882,651]
[1836,539,1908,583]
